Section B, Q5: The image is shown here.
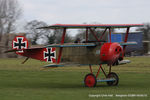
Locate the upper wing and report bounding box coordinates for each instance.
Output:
[38,24,144,29]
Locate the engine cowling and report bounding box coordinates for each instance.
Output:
[100,43,122,64]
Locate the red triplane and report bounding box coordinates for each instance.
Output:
[6,24,143,87]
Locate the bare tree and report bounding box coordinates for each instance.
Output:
[24,20,50,45]
[44,30,55,44]
[0,0,21,42]
[25,20,73,45]
[44,29,72,44]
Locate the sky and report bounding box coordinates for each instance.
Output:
[19,0,150,24]
[17,0,150,36]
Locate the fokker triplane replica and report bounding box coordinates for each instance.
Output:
[5,24,143,87]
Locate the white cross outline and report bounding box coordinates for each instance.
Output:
[13,37,27,53]
[43,48,56,62]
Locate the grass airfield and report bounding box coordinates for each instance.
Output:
[0,57,150,100]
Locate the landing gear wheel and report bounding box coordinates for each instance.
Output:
[84,73,97,87]
[107,72,119,86]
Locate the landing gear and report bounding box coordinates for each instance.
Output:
[84,73,97,87]
[107,72,119,86]
[84,64,119,87]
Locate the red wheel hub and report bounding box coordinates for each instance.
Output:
[84,74,96,87]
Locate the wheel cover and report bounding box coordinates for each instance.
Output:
[85,74,96,87]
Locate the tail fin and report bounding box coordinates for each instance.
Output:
[12,36,29,53]
[12,36,56,63]
[6,36,56,63]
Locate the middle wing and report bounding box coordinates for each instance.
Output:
[45,43,96,48]
[119,42,137,46]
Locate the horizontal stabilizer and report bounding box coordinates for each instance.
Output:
[4,49,19,53]
[45,43,96,48]
[120,42,137,46]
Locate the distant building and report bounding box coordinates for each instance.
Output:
[109,32,144,56]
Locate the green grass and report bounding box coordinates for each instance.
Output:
[0,57,150,100]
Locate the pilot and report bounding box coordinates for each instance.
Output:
[74,38,81,43]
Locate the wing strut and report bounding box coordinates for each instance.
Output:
[89,28,99,41]
[109,28,112,43]
[57,28,66,64]
[85,28,88,42]
[122,27,130,57]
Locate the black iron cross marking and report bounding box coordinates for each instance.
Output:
[44,48,55,62]
[14,37,26,49]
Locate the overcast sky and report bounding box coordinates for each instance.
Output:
[19,0,150,24]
